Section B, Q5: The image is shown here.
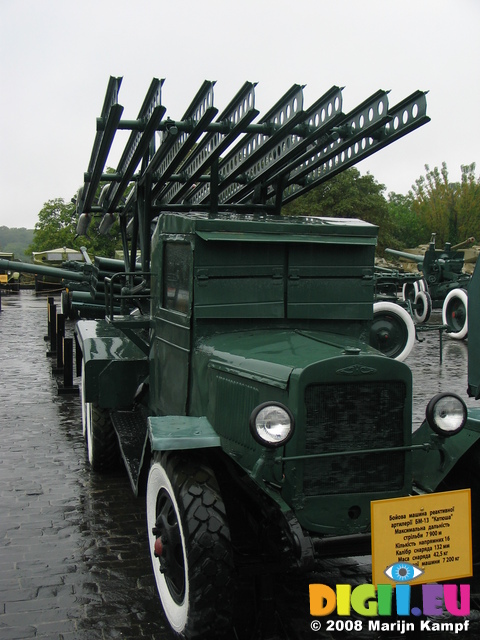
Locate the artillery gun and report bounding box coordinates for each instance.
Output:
[15,76,480,638]
[385,234,474,338]
[0,246,144,319]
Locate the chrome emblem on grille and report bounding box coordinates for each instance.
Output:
[336,365,377,375]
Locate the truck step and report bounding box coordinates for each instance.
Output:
[110,409,148,496]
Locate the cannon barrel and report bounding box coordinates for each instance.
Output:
[0,258,88,283]
[385,248,423,263]
[451,237,476,251]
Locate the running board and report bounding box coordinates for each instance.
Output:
[110,409,148,496]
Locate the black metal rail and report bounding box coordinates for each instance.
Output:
[75,77,430,273]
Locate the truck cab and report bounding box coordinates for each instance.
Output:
[147,212,412,535]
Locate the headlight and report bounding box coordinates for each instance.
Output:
[425,393,467,436]
[249,402,294,448]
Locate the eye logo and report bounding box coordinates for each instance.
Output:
[384,562,424,582]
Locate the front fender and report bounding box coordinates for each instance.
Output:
[148,415,221,452]
[412,407,480,492]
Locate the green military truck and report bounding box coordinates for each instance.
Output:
[70,78,479,639]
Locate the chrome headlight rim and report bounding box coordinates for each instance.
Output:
[249,402,295,449]
[425,392,467,437]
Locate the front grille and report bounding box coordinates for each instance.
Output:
[303,381,406,496]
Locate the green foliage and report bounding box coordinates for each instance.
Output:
[27,197,122,259]
[386,192,427,249]
[0,226,34,260]
[283,168,395,253]
[282,163,480,254]
[409,162,480,246]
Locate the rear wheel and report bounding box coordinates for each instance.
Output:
[146,453,234,639]
[442,288,468,339]
[370,301,415,361]
[85,402,119,472]
[82,361,118,471]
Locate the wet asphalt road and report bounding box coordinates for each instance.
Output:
[1,291,480,640]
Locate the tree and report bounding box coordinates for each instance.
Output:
[283,168,395,253]
[27,196,122,259]
[386,192,426,248]
[0,226,34,260]
[409,162,480,247]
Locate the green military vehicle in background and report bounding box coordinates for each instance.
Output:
[15,77,480,638]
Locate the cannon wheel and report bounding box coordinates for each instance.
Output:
[81,362,119,472]
[370,302,415,361]
[442,288,468,340]
[146,452,235,640]
[402,278,427,304]
[413,290,432,324]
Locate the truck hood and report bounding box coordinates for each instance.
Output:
[196,329,380,389]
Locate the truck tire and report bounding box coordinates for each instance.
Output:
[85,402,119,473]
[370,301,415,362]
[81,360,119,471]
[442,288,468,340]
[146,452,234,639]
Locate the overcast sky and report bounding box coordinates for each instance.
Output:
[1,0,479,229]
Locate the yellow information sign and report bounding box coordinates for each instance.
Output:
[371,489,472,586]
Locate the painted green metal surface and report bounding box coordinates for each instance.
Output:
[148,416,221,451]
[76,319,148,408]
[0,257,88,283]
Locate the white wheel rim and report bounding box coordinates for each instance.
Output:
[372,301,416,361]
[414,290,431,323]
[442,289,468,339]
[146,461,189,633]
[401,282,415,302]
[81,361,87,438]
[86,402,94,465]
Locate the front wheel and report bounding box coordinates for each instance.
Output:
[442,288,468,340]
[146,453,234,639]
[370,301,416,361]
